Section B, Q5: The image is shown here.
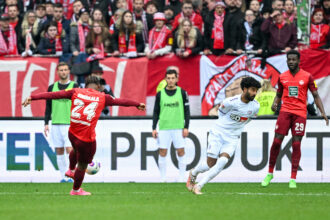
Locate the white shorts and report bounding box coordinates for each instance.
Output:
[207,130,240,159]
[50,124,71,148]
[158,129,185,149]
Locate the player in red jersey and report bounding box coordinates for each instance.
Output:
[261,50,329,188]
[22,76,146,195]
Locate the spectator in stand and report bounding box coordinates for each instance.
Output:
[37,21,69,55]
[90,0,111,26]
[36,4,47,24]
[237,9,266,53]
[261,9,297,54]
[249,0,260,16]
[91,8,107,25]
[172,18,203,58]
[0,13,18,56]
[85,20,112,60]
[164,5,175,29]
[112,10,145,57]
[51,0,74,20]
[223,0,244,54]
[145,12,173,59]
[45,3,71,37]
[235,0,246,13]
[203,0,226,55]
[172,0,203,33]
[255,79,276,116]
[321,0,330,24]
[0,0,24,14]
[169,0,183,16]
[71,0,84,22]
[45,1,55,20]
[145,1,158,16]
[310,8,330,49]
[201,0,216,21]
[283,0,296,24]
[21,10,39,57]
[115,0,128,10]
[70,8,91,57]
[109,8,125,34]
[8,4,22,54]
[272,0,284,11]
[133,0,153,44]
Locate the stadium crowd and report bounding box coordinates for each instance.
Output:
[0,0,329,59]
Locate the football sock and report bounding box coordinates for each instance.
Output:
[291,141,301,179]
[73,167,86,190]
[197,156,229,188]
[158,155,166,181]
[65,149,70,171]
[56,154,66,179]
[69,150,77,171]
[192,161,210,176]
[268,138,283,173]
[177,154,186,180]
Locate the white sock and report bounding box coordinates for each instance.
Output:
[177,154,186,180]
[64,150,70,171]
[197,157,229,188]
[191,161,210,176]
[158,155,167,182]
[56,154,67,179]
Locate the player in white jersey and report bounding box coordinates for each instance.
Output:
[186,77,261,194]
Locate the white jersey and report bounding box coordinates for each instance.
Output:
[213,94,260,136]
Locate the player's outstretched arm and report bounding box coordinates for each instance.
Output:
[312,90,329,126]
[105,95,145,109]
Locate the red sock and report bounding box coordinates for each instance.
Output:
[291,141,301,179]
[69,150,77,170]
[73,167,86,190]
[268,138,283,173]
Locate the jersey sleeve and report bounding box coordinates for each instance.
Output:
[277,78,283,94]
[104,95,140,107]
[219,98,233,115]
[308,75,318,92]
[31,89,75,100]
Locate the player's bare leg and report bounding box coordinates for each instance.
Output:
[289,136,303,188]
[176,148,186,182]
[158,149,167,182]
[262,133,284,187]
[70,162,91,196]
[193,154,229,195]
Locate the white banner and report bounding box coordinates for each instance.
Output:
[0,119,329,182]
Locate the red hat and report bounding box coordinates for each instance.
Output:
[215,0,226,8]
[153,12,166,21]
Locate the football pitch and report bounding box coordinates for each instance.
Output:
[0,183,329,220]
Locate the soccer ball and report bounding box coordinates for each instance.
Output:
[86,160,101,175]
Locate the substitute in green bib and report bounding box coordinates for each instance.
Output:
[44,62,79,183]
[152,69,190,182]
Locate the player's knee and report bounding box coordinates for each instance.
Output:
[55,147,65,155]
[207,157,217,168]
[292,136,303,142]
[219,152,230,160]
[176,148,185,157]
[274,133,285,141]
[159,149,167,157]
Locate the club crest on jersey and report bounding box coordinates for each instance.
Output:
[230,114,248,122]
[299,80,304,85]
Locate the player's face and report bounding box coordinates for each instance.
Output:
[287,54,299,71]
[245,87,258,101]
[57,66,70,80]
[165,73,178,88]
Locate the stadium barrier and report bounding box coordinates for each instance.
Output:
[0,117,329,183]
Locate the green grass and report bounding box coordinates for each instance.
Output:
[0,183,330,220]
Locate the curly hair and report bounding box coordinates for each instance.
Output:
[240,77,261,90]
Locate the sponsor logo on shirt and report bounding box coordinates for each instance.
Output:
[288,86,299,97]
[164,101,179,107]
[230,114,248,122]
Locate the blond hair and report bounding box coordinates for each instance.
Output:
[176,18,197,49]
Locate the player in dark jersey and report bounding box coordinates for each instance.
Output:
[23,76,146,195]
[261,50,329,188]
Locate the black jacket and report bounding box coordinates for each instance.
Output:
[172,27,203,56]
[37,35,70,55]
[223,7,244,50]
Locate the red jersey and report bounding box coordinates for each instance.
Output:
[277,69,317,118]
[31,88,141,142]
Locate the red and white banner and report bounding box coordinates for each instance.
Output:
[1,49,329,117]
[0,57,148,117]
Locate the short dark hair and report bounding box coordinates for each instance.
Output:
[286,49,300,59]
[85,75,101,87]
[240,77,261,90]
[165,69,177,77]
[57,62,69,70]
[54,3,63,8]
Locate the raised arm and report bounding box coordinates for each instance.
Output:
[22,89,75,107]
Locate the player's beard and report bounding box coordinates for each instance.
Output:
[245,92,255,101]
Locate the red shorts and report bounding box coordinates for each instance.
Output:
[69,132,96,163]
[275,111,307,136]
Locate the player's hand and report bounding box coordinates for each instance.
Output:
[322,113,329,126]
[137,103,146,111]
[152,129,158,138]
[44,125,49,137]
[183,128,189,137]
[22,97,32,107]
[271,103,278,112]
